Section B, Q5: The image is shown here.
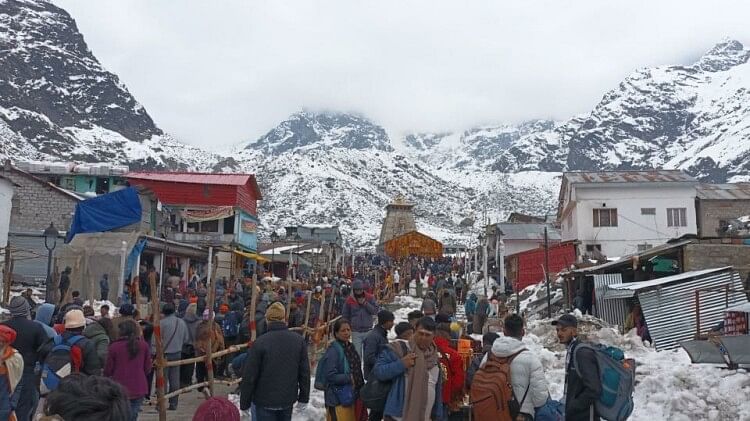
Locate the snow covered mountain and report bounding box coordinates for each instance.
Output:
[1,0,750,245]
[402,39,750,182]
[0,0,220,170]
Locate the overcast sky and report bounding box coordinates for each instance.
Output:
[56,0,750,150]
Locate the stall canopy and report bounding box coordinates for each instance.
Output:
[66,187,142,243]
[234,249,270,263]
[58,232,141,302]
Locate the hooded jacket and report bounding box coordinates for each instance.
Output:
[34,303,57,339]
[342,292,379,333]
[83,319,110,367]
[183,305,201,346]
[484,336,550,417]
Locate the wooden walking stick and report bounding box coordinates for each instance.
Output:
[248,272,258,342]
[206,248,218,397]
[150,272,167,421]
[302,291,312,339]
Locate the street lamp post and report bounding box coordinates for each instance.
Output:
[43,222,59,303]
[270,231,279,279]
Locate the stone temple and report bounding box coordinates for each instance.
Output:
[378,194,416,245]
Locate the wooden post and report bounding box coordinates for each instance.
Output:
[302,291,312,339]
[2,246,11,306]
[249,272,258,342]
[206,247,217,397]
[51,259,59,305]
[285,274,293,320]
[317,290,327,348]
[150,272,167,421]
[695,290,701,338]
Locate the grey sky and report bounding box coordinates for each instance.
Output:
[56,0,750,150]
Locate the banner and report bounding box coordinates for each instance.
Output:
[241,219,257,233]
[181,206,234,222]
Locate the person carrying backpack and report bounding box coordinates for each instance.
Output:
[555,314,602,421]
[39,309,102,398]
[476,314,549,420]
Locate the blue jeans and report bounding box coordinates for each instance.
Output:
[351,331,368,360]
[15,372,39,421]
[129,398,143,421]
[255,406,293,421]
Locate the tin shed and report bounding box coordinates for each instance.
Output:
[607,267,748,351]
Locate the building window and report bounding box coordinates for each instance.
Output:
[593,208,618,227]
[200,219,219,233]
[641,208,656,215]
[637,243,653,252]
[667,208,687,227]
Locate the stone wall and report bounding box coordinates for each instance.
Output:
[684,242,750,282]
[697,199,750,237]
[3,169,79,232]
[379,207,416,245]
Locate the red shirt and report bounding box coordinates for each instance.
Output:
[434,336,465,405]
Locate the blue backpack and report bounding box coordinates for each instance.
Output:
[314,342,348,391]
[40,335,85,395]
[572,343,635,421]
[535,397,564,421]
[222,311,241,338]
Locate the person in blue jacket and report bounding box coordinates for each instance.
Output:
[372,317,445,420]
[322,318,367,420]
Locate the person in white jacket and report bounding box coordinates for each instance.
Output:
[485,314,549,420]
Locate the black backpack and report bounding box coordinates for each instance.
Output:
[360,341,408,411]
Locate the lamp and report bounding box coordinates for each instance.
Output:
[43,222,59,303]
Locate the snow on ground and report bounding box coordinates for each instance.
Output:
[387,292,750,421]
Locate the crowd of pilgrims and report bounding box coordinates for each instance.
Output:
[0,254,601,421]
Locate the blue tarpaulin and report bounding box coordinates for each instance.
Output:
[124,238,147,281]
[66,187,142,243]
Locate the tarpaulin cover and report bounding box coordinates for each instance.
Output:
[124,238,147,281]
[66,187,142,243]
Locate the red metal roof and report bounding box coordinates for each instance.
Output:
[127,171,262,199]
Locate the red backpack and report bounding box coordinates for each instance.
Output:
[470,350,527,421]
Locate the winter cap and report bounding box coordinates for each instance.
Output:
[7,296,30,318]
[377,310,395,325]
[265,302,286,322]
[119,303,135,316]
[64,309,86,329]
[0,325,17,344]
[435,313,452,324]
[315,286,322,293]
[202,309,211,321]
[552,314,578,328]
[394,322,413,338]
[352,280,364,291]
[192,397,240,421]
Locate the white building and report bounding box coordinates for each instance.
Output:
[557,170,698,258]
[0,176,14,272]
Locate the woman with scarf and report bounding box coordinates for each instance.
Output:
[372,316,444,421]
[0,325,23,421]
[323,319,368,421]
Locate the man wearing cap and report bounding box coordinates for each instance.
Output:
[554,314,602,421]
[363,309,395,378]
[240,302,310,420]
[2,296,47,421]
[155,303,190,410]
[39,309,102,378]
[343,280,379,359]
[110,303,141,341]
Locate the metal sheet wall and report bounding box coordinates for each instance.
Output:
[594,273,629,330]
[638,270,747,351]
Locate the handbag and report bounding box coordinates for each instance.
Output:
[332,342,356,406]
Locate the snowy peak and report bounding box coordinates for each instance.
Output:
[695,39,750,72]
[246,110,393,154]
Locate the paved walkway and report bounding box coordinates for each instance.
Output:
[139,384,249,421]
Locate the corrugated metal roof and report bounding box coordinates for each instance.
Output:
[494,223,561,241]
[127,172,255,186]
[608,267,731,291]
[636,269,745,350]
[563,170,696,184]
[572,239,693,273]
[696,183,750,200]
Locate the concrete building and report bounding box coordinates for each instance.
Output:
[696,183,750,237]
[284,224,342,246]
[379,195,417,245]
[488,222,561,257]
[558,170,699,259]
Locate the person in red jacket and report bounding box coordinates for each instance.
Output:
[434,314,465,417]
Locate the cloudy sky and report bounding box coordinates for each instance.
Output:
[56,0,750,150]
